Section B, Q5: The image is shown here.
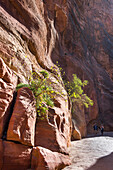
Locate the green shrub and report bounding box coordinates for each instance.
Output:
[16,66,93,119]
[16,70,57,118]
[65,74,93,108]
[55,62,93,108]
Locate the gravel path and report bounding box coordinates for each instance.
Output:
[64,132,113,170]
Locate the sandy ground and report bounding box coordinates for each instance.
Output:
[63,132,113,170]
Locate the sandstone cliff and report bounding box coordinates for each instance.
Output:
[0,0,113,169]
[0,0,72,169]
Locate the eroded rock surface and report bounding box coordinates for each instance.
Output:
[7,87,37,146]
[31,146,71,170]
[2,140,32,170]
[35,97,71,154]
[0,57,17,138]
[0,0,72,168]
[0,0,113,168]
[50,0,113,134]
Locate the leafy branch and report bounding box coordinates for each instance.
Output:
[16,70,59,118]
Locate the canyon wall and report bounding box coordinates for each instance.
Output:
[50,0,113,134]
[0,0,72,169]
[0,0,113,168]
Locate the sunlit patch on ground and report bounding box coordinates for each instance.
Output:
[63,132,113,170]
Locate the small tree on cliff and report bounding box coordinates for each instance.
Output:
[16,68,93,118]
[55,62,93,108]
[65,74,93,108]
[16,70,61,118]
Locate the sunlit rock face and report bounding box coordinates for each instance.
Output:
[0,57,17,138]
[0,0,113,167]
[0,0,72,168]
[50,0,113,133]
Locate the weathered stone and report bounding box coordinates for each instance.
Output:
[0,57,17,138]
[35,96,72,153]
[55,4,67,32]
[7,87,37,146]
[0,1,72,167]
[2,141,32,170]
[31,146,71,170]
[71,120,81,140]
[0,0,113,168]
[51,0,113,134]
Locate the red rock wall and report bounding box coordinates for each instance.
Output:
[0,0,71,169]
[49,0,113,134]
[0,0,113,168]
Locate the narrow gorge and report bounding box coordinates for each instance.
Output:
[0,0,113,169]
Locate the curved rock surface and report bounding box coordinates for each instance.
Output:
[7,87,36,147]
[50,0,113,135]
[32,146,71,170]
[0,57,17,138]
[0,0,113,168]
[0,0,72,168]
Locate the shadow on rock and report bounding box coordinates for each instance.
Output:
[87,152,113,170]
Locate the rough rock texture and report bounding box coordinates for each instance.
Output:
[35,97,71,153]
[50,0,113,134]
[31,146,71,170]
[0,0,113,168]
[7,87,37,146]
[2,140,32,170]
[0,57,17,138]
[0,0,72,168]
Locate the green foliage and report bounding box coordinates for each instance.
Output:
[16,63,93,119]
[16,71,56,118]
[65,74,93,108]
[16,83,30,90]
[55,61,93,108]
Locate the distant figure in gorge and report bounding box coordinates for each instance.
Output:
[100,125,104,136]
[93,124,98,134]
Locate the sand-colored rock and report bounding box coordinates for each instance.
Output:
[31,146,71,170]
[2,141,32,170]
[7,87,37,146]
[0,57,17,138]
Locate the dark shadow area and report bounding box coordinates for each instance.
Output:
[86,132,113,138]
[87,152,113,170]
[2,92,17,140]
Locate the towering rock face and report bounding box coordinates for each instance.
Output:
[0,0,71,169]
[0,0,113,168]
[49,0,113,134]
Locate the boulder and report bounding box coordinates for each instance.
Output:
[2,141,32,170]
[31,146,71,170]
[7,87,37,146]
